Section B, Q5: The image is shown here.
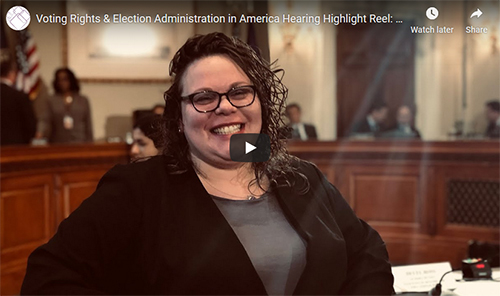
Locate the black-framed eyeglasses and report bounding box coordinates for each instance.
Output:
[181,85,256,113]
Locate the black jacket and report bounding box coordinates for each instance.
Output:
[281,124,318,140]
[486,122,500,138]
[349,118,381,136]
[0,82,37,145]
[21,156,393,295]
[290,123,318,140]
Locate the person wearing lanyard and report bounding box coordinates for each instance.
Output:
[42,68,93,143]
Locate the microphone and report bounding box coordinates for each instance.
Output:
[428,283,441,296]
[428,270,455,296]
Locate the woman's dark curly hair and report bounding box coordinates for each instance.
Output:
[162,32,304,191]
[53,68,80,94]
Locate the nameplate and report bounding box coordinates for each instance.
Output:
[392,262,452,293]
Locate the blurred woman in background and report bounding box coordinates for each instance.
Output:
[43,68,93,143]
[130,114,163,161]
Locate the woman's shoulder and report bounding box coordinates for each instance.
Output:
[272,156,326,193]
[97,156,197,208]
[287,156,322,178]
[106,155,169,180]
[97,156,168,189]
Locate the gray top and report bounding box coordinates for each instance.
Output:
[43,94,93,143]
[212,192,307,295]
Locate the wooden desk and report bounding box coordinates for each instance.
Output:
[1,141,498,294]
[288,140,499,268]
[1,143,129,295]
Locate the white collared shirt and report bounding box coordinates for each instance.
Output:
[292,123,308,140]
[399,124,412,134]
[367,116,378,132]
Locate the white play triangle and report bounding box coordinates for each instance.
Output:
[245,142,256,154]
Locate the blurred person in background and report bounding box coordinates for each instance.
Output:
[382,105,421,139]
[152,104,165,115]
[485,100,500,138]
[350,101,388,136]
[42,68,93,143]
[284,103,317,140]
[0,57,37,145]
[130,114,163,162]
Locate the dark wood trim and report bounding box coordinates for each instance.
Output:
[287,140,500,163]
[0,143,130,175]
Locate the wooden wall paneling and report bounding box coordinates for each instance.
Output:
[353,174,418,223]
[422,166,437,236]
[344,164,423,235]
[57,170,109,224]
[435,165,500,242]
[1,264,27,295]
[1,174,55,264]
[287,141,499,267]
[385,237,468,268]
[0,143,129,295]
[1,174,55,295]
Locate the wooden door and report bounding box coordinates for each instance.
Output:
[1,174,55,295]
[336,23,415,137]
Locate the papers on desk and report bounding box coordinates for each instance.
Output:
[392,262,452,293]
[393,263,500,296]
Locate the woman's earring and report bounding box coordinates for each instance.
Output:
[178,120,184,133]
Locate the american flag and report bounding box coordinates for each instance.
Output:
[15,29,40,100]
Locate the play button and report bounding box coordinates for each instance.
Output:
[230,133,270,162]
[245,142,256,154]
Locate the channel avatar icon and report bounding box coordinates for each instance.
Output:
[6,6,31,31]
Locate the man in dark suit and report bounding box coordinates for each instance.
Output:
[485,100,500,138]
[382,105,421,139]
[0,58,37,145]
[349,101,388,137]
[285,103,317,140]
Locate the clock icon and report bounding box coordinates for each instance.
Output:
[426,7,439,20]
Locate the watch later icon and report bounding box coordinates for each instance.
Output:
[426,7,439,20]
[470,8,483,19]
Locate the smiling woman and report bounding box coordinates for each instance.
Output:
[21,32,394,295]
[163,33,292,193]
[179,55,263,171]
